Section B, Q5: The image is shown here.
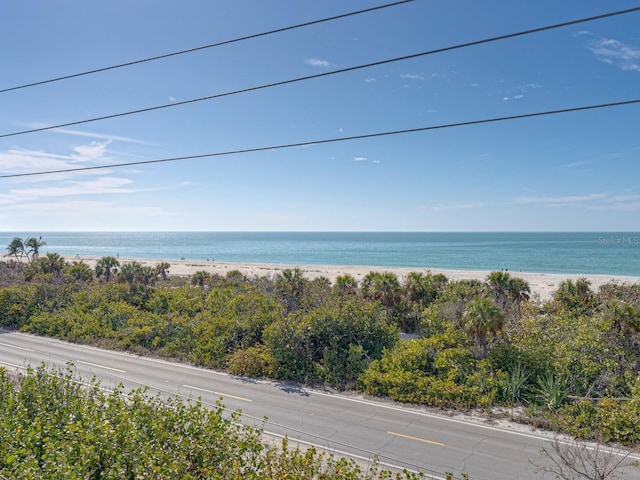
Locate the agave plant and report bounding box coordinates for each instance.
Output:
[537,370,568,412]
[501,361,531,406]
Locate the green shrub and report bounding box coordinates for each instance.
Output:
[0,286,37,327]
[557,398,640,445]
[0,365,430,479]
[227,345,275,378]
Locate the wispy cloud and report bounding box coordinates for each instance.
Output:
[0,180,131,209]
[556,160,592,169]
[611,194,640,202]
[0,139,114,176]
[70,140,111,163]
[400,73,425,81]
[7,177,136,200]
[34,125,149,145]
[0,200,169,230]
[513,192,640,211]
[0,140,145,209]
[514,193,606,205]
[0,148,73,175]
[503,94,524,101]
[425,202,485,211]
[589,38,640,71]
[306,58,334,68]
[513,193,609,208]
[499,82,542,101]
[349,156,380,164]
[595,203,640,212]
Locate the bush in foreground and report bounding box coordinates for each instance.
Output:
[0,365,429,479]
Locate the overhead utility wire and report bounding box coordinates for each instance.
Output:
[0,0,414,94]
[3,98,638,179]
[2,5,638,140]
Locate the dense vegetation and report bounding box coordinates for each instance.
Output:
[0,365,426,479]
[1,238,639,448]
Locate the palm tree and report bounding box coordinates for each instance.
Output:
[23,253,66,281]
[486,271,531,319]
[403,271,447,306]
[507,277,531,318]
[5,237,26,262]
[24,236,46,262]
[486,271,511,311]
[404,272,427,304]
[191,270,211,287]
[155,262,171,280]
[554,277,594,314]
[139,266,157,286]
[276,268,307,313]
[461,297,505,358]
[361,272,401,309]
[333,274,358,297]
[118,261,157,289]
[95,256,119,282]
[118,261,141,288]
[67,261,94,282]
[41,253,66,276]
[605,300,640,336]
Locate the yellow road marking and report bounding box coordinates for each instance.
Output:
[184,384,252,402]
[388,431,445,446]
[215,391,253,402]
[76,360,126,373]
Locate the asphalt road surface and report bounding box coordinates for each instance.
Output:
[1,329,639,480]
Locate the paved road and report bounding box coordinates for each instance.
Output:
[1,329,639,480]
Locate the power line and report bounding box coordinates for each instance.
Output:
[2,5,638,140]
[3,98,638,179]
[0,0,414,94]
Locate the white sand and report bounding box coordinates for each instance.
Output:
[66,255,640,301]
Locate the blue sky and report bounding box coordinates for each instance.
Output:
[1,0,639,232]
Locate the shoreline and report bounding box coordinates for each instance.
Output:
[66,255,640,301]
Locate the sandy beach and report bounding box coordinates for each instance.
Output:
[67,255,640,301]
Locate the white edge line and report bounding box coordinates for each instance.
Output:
[183,384,215,394]
[0,342,34,352]
[76,360,126,373]
[310,389,551,442]
[263,430,441,479]
[5,331,228,376]
[0,360,24,369]
[130,354,229,376]
[310,391,640,460]
[184,384,252,402]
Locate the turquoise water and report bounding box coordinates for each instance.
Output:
[1,232,638,276]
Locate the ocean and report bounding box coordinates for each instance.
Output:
[1,232,638,277]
